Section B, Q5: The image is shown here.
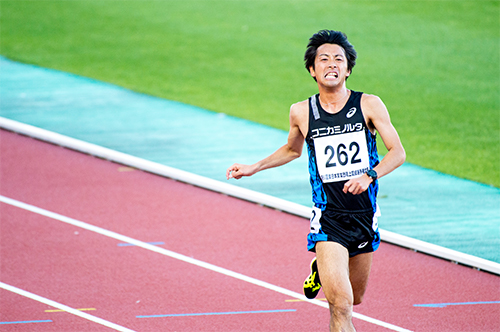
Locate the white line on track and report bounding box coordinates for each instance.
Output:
[2,117,499,276]
[0,281,135,332]
[0,195,413,332]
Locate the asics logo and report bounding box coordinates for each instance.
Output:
[346,107,357,118]
[358,241,368,249]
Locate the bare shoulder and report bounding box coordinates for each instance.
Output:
[360,93,391,132]
[361,93,386,111]
[289,99,309,136]
[290,99,309,122]
[361,93,390,119]
[290,99,309,114]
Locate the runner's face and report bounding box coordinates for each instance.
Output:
[309,43,350,87]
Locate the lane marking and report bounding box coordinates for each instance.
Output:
[45,308,96,312]
[137,309,296,318]
[0,282,135,332]
[0,195,413,332]
[118,167,136,172]
[118,241,165,247]
[0,320,52,325]
[2,116,500,276]
[414,300,500,308]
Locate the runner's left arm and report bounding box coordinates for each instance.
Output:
[343,94,406,195]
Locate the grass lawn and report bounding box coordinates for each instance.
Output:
[1,0,499,187]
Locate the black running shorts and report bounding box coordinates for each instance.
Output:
[307,207,380,257]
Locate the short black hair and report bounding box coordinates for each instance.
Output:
[304,30,357,75]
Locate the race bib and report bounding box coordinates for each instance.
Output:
[313,131,370,183]
[310,206,322,234]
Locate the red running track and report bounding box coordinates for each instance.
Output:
[1,129,499,332]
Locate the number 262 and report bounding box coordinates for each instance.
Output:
[325,142,361,167]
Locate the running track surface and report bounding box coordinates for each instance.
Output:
[2,54,499,264]
[1,129,499,331]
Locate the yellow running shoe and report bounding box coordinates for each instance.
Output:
[303,257,321,299]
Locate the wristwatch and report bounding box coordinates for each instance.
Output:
[366,169,378,182]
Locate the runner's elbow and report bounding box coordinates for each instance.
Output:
[290,149,301,159]
[389,145,406,167]
[398,146,406,166]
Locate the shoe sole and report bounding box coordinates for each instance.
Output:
[303,257,321,299]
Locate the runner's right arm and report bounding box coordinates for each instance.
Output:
[226,103,307,180]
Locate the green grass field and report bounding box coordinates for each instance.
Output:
[1,0,499,187]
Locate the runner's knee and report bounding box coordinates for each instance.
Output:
[326,293,353,315]
[328,298,353,321]
[352,282,368,305]
[353,293,364,305]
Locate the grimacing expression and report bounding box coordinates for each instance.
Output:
[309,44,351,86]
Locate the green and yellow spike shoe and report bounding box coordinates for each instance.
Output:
[303,257,321,299]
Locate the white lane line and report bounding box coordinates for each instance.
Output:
[3,116,499,276]
[0,282,135,332]
[0,195,413,332]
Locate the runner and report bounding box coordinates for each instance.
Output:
[226,29,405,331]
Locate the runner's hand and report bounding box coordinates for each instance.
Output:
[226,163,254,180]
[343,174,372,195]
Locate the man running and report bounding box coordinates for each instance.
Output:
[226,30,405,331]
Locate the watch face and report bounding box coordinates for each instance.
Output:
[367,169,377,180]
